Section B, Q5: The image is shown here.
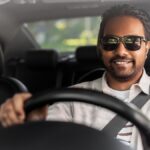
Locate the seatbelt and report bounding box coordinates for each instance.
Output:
[103,92,150,137]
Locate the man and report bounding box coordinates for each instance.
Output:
[0,4,150,150]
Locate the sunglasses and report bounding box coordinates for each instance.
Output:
[100,35,147,51]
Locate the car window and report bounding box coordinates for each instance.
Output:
[25,16,101,52]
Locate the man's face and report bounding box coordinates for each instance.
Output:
[100,16,150,81]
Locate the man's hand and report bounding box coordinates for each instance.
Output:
[0,93,48,127]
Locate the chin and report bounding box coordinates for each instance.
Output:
[109,70,136,82]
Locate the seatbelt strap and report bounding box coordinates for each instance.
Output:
[103,92,150,137]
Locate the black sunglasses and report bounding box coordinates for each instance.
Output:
[100,35,147,51]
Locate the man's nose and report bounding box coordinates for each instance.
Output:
[114,42,128,56]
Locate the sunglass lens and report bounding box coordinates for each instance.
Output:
[101,37,118,50]
[125,36,141,50]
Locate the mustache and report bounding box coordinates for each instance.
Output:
[110,56,134,63]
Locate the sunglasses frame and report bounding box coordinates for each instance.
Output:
[100,35,147,51]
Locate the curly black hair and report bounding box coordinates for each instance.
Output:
[97,4,150,47]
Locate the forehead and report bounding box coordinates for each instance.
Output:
[103,16,145,37]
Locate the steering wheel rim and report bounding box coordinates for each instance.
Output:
[0,88,150,150]
[24,88,150,148]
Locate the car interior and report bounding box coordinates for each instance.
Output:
[0,0,150,150]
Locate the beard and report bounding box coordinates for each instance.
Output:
[106,66,138,82]
[104,56,143,82]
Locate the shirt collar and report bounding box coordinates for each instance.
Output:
[102,69,150,95]
[136,69,150,95]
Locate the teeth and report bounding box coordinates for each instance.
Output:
[115,61,128,64]
[113,59,132,64]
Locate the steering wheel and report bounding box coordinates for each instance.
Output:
[0,88,150,150]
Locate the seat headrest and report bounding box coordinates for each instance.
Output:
[26,50,58,68]
[75,46,100,63]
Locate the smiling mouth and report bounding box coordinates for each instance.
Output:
[113,59,133,65]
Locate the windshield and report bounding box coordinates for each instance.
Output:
[26,16,101,52]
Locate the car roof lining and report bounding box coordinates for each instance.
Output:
[0,1,150,23]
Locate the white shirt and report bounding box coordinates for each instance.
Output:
[47,69,150,150]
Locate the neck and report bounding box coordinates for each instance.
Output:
[106,70,143,91]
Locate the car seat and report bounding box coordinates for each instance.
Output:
[75,45,105,83]
[14,49,59,94]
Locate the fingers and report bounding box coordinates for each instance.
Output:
[0,93,32,127]
[0,100,20,127]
